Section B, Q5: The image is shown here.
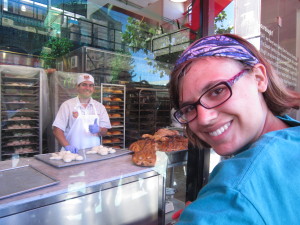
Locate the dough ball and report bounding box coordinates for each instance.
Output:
[86,150,97,154]
[98,148,108,155]
[51,153,58,157]
[108,148,116,154]
[50,156,62,160]
[63,156,73,163]
[75,155,83,161]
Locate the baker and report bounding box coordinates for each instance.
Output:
[52,73,111,153]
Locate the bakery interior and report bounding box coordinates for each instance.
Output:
[3,0,299,224]
[1,0,226,223]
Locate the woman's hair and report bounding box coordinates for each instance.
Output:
[169,33,300,148]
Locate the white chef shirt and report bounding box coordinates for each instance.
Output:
[52,96,111,136]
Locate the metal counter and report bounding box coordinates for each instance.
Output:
[0,154,165,225]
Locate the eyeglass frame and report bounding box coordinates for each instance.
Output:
[174,69,248,124]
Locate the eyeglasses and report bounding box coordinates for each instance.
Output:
[174,69,247,124]
[80,83,94,88]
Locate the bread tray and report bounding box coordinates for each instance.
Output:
[35,148,132,168]
[0,165,59,200]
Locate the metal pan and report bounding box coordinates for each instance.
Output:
[35,148,132,168]
[0,165,59,200]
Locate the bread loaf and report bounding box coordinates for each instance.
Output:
[111,121,121,126]
[112,97,122,101]
[129,136,187,153]
[111,138,121,142]
[129,139,148,152]
[103,97,111,101]
[111,105,120,109]
[129,129,188,167]
[110,113,121,118]
[132,147,156,167]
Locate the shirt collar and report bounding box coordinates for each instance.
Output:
[276,114,300,127]
[76,96,94,106]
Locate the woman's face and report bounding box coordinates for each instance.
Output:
[179,57,268,156]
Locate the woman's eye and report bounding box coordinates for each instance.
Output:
[211,88,224,96]
[207,84,228,98]
[183,105,195,114]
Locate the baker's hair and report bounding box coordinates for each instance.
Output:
[169,33,300,148]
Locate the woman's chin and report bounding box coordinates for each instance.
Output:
[211,144,237,156]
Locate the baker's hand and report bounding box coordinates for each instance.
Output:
[89,118,100,134]
[65,145,78,154]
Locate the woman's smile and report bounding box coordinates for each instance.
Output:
[209,121,231,137]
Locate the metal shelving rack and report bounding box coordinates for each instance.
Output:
[100,83,126,149]
[125,87,171,146]
[0,66,43,160]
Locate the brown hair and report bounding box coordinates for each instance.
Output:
[169,33,300,148]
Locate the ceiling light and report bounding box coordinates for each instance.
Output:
[21,5,26,12]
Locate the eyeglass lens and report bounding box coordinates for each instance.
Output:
[175,83,232,123]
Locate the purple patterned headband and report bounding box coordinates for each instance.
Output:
[175,35,260,68]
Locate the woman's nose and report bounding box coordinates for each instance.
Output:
[194,104,218,125]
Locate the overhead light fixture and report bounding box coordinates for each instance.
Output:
[170,0,187,2]
[21,5,27,12]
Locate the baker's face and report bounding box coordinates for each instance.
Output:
[77,81,94,99]
[179,58,268,156]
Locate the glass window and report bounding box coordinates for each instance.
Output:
[0,1,299,224]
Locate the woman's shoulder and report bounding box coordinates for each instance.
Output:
[263,115,300,141]
[197,124,300,224]
[206,122,299,190]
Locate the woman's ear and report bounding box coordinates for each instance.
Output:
[253,63,268,93]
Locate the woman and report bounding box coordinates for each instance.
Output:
[169,34,300,224]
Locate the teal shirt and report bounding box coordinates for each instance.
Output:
[178,115,300,224]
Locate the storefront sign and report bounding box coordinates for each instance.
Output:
[260,25,298,90]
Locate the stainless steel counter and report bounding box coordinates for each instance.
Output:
[0,154,165,225]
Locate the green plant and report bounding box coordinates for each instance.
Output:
[122,17,159,54]
[110,52,136,81]
[122,17,172,78]
[41,37,73,68]
[214,11,233,34]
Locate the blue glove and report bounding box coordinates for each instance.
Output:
[65,145,78,154]
[89,118,100,134]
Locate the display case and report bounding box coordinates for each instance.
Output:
[125,86,171,146]
[100,83,126,149]
[0,66,49,160]
[0,155,165,225]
